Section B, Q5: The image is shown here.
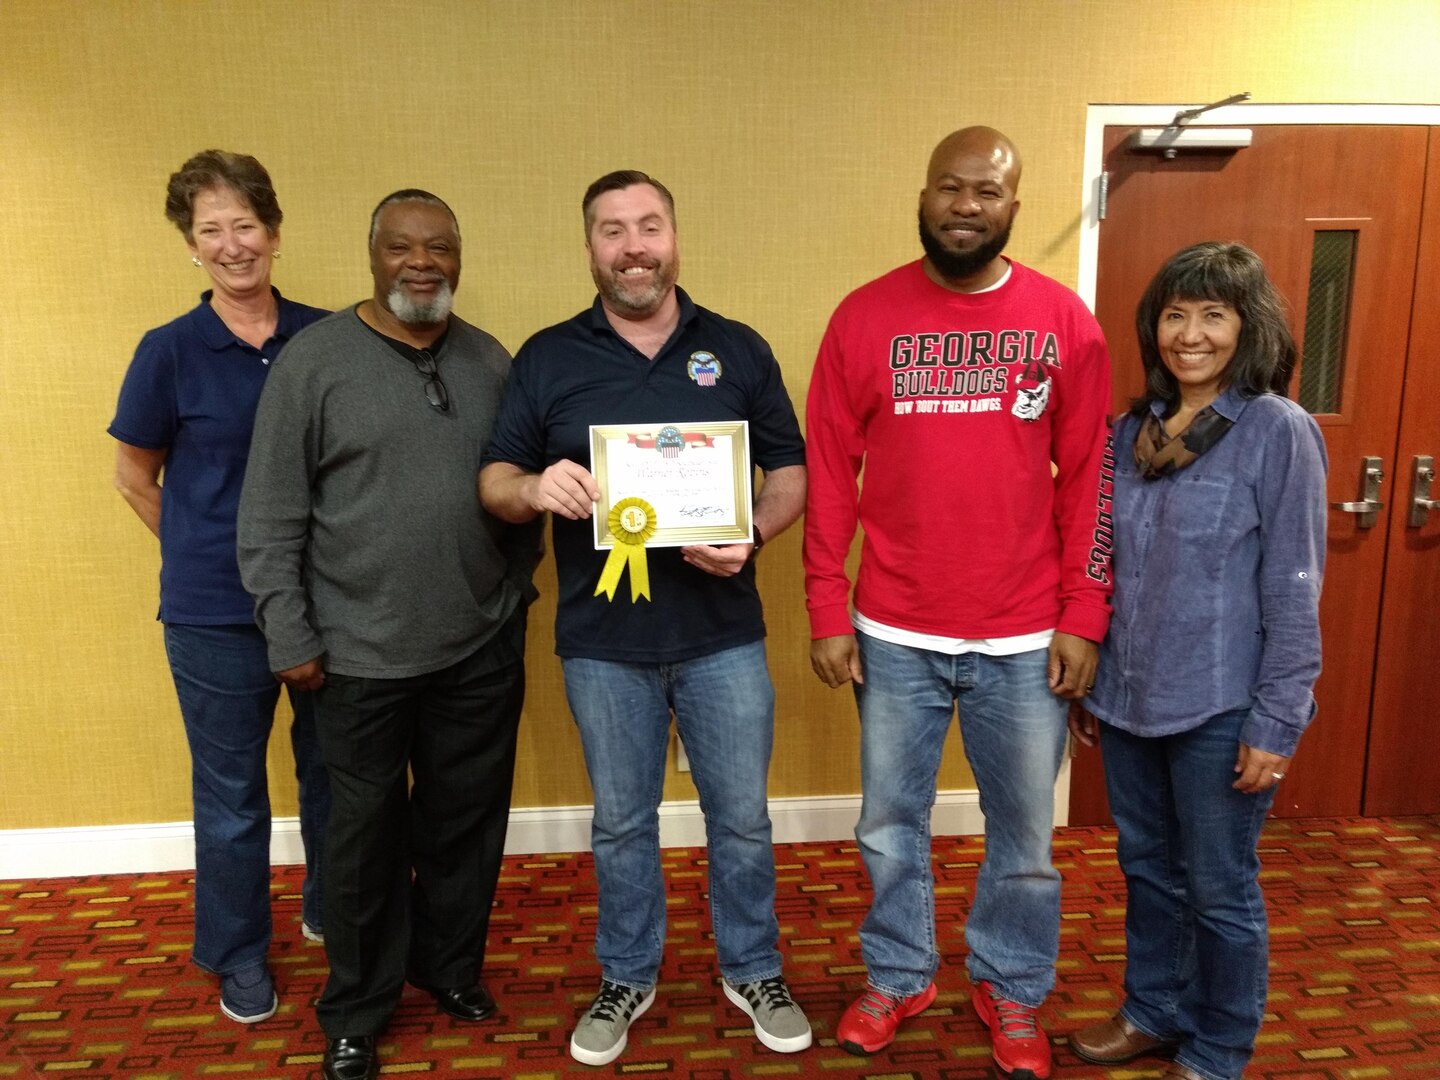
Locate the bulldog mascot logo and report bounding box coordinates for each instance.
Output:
[1011,376,1052,422]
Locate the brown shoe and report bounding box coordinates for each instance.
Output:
[1161,1064,1207,1080]
[1070,1012,1178,1064]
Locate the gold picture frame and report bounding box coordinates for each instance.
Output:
[590,420,753,548]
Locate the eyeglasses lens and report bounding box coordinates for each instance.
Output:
[424,378,449,411]
[415,351,449,412]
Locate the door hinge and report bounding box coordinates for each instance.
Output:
[1097,171,1110,221]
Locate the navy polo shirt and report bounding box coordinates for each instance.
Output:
[483,288,806,663]
[109,289,329,624]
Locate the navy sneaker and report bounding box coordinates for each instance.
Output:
[220,964,278,1023]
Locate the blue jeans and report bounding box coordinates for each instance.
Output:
[164,623,331,975]
[562,641,782,989]
[1101,711,1276,1080]
[854,634,1068,1005]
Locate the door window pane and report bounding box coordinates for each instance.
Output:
[1298,230,1357,414]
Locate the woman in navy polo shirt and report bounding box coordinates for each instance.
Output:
[109,151,331,1025]
[1068,243,1327,1080]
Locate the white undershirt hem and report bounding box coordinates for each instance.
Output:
[853,610,1054,657]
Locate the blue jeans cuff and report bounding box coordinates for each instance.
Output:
[598,974,656,993]
[721,965,782,986]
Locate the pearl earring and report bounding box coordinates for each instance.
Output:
[191,256,202,267]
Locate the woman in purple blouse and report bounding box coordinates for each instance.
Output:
[1069,243,1328,1080]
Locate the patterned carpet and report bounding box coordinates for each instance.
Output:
[2,817,1438,1079]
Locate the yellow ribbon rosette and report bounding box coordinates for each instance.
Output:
[594,497,656,602]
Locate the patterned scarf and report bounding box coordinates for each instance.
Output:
[1133,406,1235,479]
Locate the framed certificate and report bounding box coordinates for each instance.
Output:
[590,421,753,549]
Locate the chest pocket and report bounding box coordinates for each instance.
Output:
[1153,473,1237,579]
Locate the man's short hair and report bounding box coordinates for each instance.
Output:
[368,189,460,247]
[582,170,676,235]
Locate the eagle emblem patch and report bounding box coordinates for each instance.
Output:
[687,351,722,386]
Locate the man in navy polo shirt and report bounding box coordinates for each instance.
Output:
[480,170,810,1067]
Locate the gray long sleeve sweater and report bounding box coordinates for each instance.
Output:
[238,306,537,678]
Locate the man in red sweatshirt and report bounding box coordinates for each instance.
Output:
[803,127,1114,1080]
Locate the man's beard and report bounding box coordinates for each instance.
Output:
[917,209,1012,282]
[592,258,677,317]
[386,278,455,325]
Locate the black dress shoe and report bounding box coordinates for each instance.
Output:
[419,982,497,1022]
[323,1036,378,1080]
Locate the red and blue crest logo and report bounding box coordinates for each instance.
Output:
[687,351,721,386]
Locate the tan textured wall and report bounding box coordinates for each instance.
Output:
[2,0,1437,829]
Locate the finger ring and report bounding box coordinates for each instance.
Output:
[1271,772,1285,780]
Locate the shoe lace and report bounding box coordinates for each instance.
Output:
[988,989,1039,1039]
[854,988,903,1022]
[587,980,639,1022]
[748,976,797,1011]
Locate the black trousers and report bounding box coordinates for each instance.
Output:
[311,609,526,1038]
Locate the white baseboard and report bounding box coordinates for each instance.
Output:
[1,819,208,879]
[0,779,1072,880]
[508,789,990,855]
[0,790,939,879]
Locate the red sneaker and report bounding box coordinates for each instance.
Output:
[836,983,937,1055]
[971,981,1052,1079]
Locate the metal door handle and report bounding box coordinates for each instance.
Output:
[1331,456,1384,528]
[1409,455,1440,527]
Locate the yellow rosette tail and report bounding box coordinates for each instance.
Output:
[595,497,656,602]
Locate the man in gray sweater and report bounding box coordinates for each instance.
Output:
[238,190,539,1080]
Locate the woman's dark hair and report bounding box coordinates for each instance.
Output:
[164,150,282,240]
[1132,241,1296,416]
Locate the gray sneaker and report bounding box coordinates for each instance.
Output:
[723,976,813,1053]
[569,980,656,1066]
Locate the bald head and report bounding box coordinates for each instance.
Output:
[917,126,1023,291]
[927,126,1022,191]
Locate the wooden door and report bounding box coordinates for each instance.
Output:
[1070,124,1433,822]
[1362,131,1440,815]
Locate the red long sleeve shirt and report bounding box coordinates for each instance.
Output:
[803,259,1114,643]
